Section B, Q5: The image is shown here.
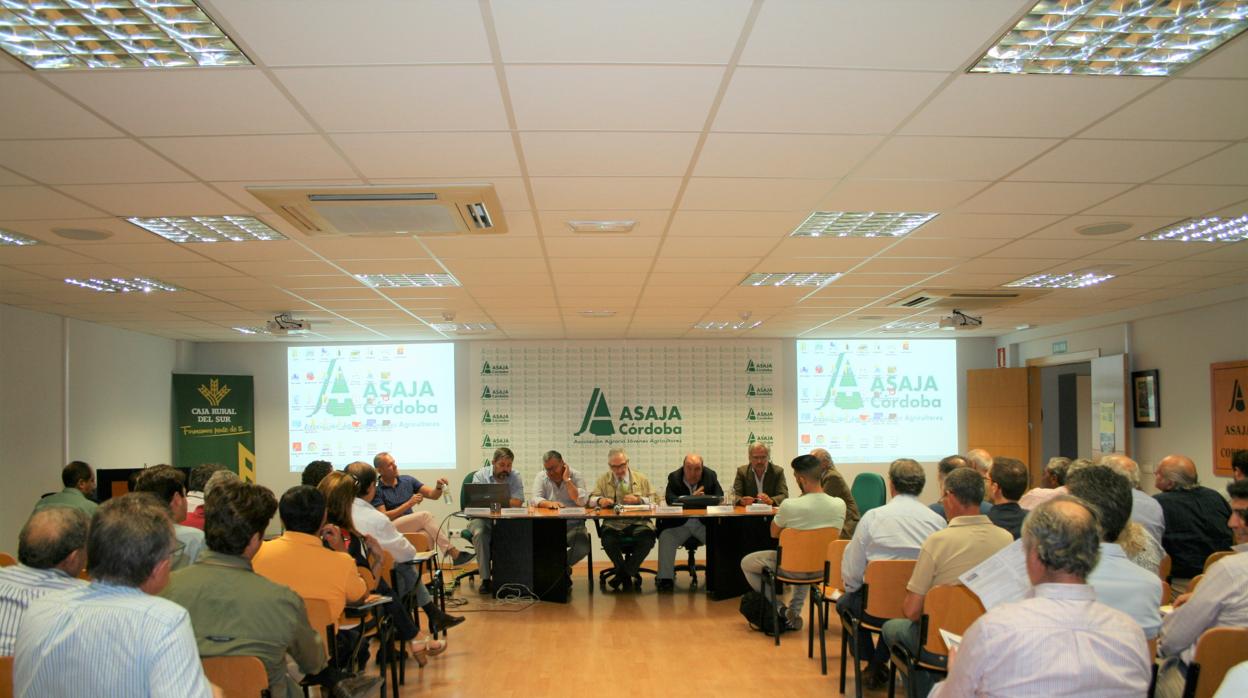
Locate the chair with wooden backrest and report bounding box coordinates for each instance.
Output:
[299,597,337,697]
[0,553,15,567]
[888,584,985,697]
[202,656,271,698]
[815,539,851,669]
[761,527,840,656]
[0,654,12,698]
[1160,553,1172,581]
[1183,627,1248,698]
[1204,551,1233,573]
[839,559,917,698]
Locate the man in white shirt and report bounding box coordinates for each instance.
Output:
[133,465,205,569]
[0,507,88,655]
[838,458,945,689]
[529,450,591,570]
[741,455,845,630]
[1101,453,1165,545]
[930,496,1151,697]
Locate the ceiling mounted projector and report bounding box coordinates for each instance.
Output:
[939,309,983,330]
[265,312,311,335]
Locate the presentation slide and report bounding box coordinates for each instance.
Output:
[287,343,456,470]
[796,340,958,463]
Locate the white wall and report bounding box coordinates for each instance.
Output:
[0,306,179,553]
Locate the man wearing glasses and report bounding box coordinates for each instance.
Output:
[591,448,656,591]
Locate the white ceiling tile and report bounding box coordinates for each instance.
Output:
[209,179,362,213]
[274,66,508,132]
[767,237,897,258]
[958,182,1130,214]
[647,272,742,286]
[1082,79,1248,141]
[554,272,646,286]
[530,177,682,210]
[984,238,1122,259]
[1084,185,1248,217]
[507,65,722,131]
[853,258,962,274]
[0,244,96,266]
[950,258,1066,275]
[537,210,670,237]
[836,272,932,287]
[545,238,660,258]
[371,178,531,211]
[54,183,246,217]
[0,75,122,139]
[336,260,446,275]
[1008,139,1226,183]
[907,213,1061,239]
[817,179,987,211]
[855,136,1058,181]
[681,178,836,211]
[332,132,521,179]
[714,67,946,134]
[0,187,105,220]
[1080,241,1206,261]
[300,238,427,260]
[694,134,882,179]
[901,75,1153,137]
[521,132,698,177]
[742,0,1025,71]
[492,0,751,64]
[667,210,806,237]
[662,236,776,257]
[0,140,190,185]
[754,256,850,272]
[210,0,491,66]
[0,217,160,245]
[651,257,758,272]
[886,238,1007,258]
[422,237,547,258]
[146,135,357,181]
[1158,144,1248,185]
[45,70,314,137]
[0,168,31,185]
[1027,215,1181,240]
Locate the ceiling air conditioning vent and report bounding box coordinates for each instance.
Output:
[891,293,943,309]
[890,288,1044,311]
[248,184,507,237]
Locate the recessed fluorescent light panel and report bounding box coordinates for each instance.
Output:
[128,216,286,243]
[356,274,461,288]
[791,211,937,238]
[971,0,1248,76]
[694,320,764,330]
[880,320,940,332]
[0,228,39,246]
[1005,271,1114,289]
[742,272,842,287]
[64,277,178,293]
[232,326,267,335]
[0,0,251,70]
[1138,215,1248,243]
[431,322,496,332]
[567,220,637,233]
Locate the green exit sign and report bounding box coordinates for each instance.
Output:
[1053,340,1068,354]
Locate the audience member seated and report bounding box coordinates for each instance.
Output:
[986,457,1028,539]
[1019,456,1078,510]
[0,508,88,655]
[530,450,591,587]
[930,496,1150,697]
[133,464,205,570]
[1233,449,1247,482]
[14,493,215,696]
[33,460,97,516]
[838,458,945,690]
[1101,453,1165,545]
[742,455,845,630]
[1155,479,1248,698]
[345,461,465,634]
[810,448,860,538]
[1066,465,1163,639]
[1154,454,1232,586]
[930,455,990,517]
[591,447,656,591]
[656,453,723,592]
[732,441,789,506]
[181,463,224,530]
[372,451,471,565]
[467,447,525,595]
[882,468,1013,697]
[302,459,334,487]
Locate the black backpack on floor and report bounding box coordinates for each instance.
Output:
[739,590,788,634]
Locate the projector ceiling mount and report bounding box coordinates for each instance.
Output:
[939,309,983,330]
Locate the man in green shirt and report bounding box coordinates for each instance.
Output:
[33,461,97,516]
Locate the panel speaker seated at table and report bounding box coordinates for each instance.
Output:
[656,454,725,593]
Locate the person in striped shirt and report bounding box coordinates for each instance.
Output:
[0,507,89,655]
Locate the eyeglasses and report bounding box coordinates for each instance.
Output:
[1232,507,1248,523]
[167,542,187,566]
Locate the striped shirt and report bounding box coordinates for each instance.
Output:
[14,582,213,698]
[0,564,85,655]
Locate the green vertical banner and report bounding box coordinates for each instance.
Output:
[172,374,256,482]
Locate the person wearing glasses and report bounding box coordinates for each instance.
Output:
[590,448,656,592]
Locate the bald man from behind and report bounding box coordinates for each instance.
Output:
[1153,454,1232,589]
[0,508,89,655]
[1100,453,1165,546]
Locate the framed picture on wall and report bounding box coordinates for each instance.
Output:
[1132,369,1161,428]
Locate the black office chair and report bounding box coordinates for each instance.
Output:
[452,472,481,589]
[672,539,705,588]
[591,519,656,591]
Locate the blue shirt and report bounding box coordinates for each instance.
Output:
[0,564,85,655]
[472,465,524,503]
[372,474,425,511]
[15,582,213,697]
[1088,542,1163,639]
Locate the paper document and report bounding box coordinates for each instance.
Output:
[959,538,1029,610]
[655,505,684,515]
[558,507,587,517]
[939,629,963,652]
[1160,604,1174,616]
[706,505,734,515]
[500,507,530,517]
[745,503,775,513]
[464,507,491,516]
[619,504,651,512]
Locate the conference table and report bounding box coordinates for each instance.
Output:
[468,506,777,603]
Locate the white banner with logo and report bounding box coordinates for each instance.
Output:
[470,341,784,485]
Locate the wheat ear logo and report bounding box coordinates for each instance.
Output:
[574,387,615,436]
[198,378,231,407]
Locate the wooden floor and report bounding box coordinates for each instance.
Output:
[380,563,895,698]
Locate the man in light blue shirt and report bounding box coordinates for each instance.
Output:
[530,450,591,571]
[14,493,214,697]
[469,447,524,595]
[134,464,205,570]
[838,458,945,689]
[1068,465,1163,638]
[0,507,88,655]
[1101,453,1166,546]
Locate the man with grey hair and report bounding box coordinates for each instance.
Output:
[731,441,788,506]
[838,458,945,689]
[810,448,859,537]
[0,508,89,655]
[930,496,1151,697]
[14,493,215,696]
[1020,456,1077,510]
[1100,452,1165,545]
[930,455,991,518]
[530,450,591,574]
[1154,454,1232,586]
[467,447,524,595]
[591,448,656,591]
